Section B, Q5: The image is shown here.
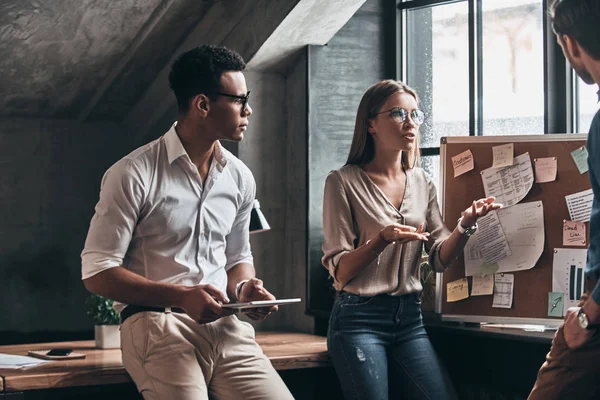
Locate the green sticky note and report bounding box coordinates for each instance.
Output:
[480,262,499,276]
[548,292,564,317]
[571,146,589,174]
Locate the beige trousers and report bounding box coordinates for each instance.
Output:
[120,312,295,400]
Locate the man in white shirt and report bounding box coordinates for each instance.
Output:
[81,45,294,400]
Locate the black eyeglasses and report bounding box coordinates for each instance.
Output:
[206,91,251,112]
[375,107,425,125]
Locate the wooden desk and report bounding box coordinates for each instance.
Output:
[0,332,329,394]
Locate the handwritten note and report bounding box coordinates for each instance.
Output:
[452,149,474,177]
[471,275,494,296]
[570,146,589,174]
[565,188,594,222]
[492,143,514,168]
[534,157,557,183]
[563,220,586,246]
[492,274,514,309]
[447,278,469,302]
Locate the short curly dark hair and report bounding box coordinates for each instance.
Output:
[549,0,600,60]
[168,45,246,112]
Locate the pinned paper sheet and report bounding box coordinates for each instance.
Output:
[464,201,544,276]
[492,273,514,308]
[563,220,586,246]
[447,278,469,302]
[534,157,557,183]
[452,149,474,177]
[481,153,534,207]
[552,248,587,315]
[565,188,594,222]
[492,143,514,168]
[548,292,564,317]
[475,211,512,265]
[471,274,494,296]
[570,146,589,174]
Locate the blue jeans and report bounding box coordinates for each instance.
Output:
[327,291,457,400]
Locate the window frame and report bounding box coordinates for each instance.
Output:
[396,0,578,165]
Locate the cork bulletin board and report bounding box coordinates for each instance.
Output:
[437,134,590,325]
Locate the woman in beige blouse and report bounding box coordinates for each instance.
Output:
[321,80,501,400]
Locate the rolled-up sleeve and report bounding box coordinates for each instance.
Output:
[225,168,255,270]
[424,177,452,272]
[81,159,146,280]
[321,171,357,281]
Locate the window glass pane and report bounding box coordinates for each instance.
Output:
[421,155,441,204]
[481,0,544,135]
[406,2,470,148]
[577,77,599,133]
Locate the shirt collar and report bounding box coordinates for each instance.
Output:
[597,87,600,103]
[165,122,228,168]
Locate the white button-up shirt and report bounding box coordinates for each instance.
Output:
[81,123,255,312]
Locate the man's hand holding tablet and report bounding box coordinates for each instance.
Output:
[233,278,300,320]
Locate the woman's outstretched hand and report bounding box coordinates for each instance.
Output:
[379,223,430,245]
[460,197,503,227]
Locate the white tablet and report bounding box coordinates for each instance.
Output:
[222,298,301,310]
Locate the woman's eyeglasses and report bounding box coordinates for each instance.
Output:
[375,107,425,125]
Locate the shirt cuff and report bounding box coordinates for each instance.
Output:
[591,279,600,306]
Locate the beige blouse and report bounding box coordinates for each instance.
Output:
[321,164,451,296]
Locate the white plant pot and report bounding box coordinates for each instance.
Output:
[95,325,120,349]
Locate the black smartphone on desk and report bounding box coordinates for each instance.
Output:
[46,348,72,356]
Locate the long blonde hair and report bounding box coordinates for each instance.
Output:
[346,80,421,169]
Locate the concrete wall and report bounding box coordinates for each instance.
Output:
[0,118,131,334]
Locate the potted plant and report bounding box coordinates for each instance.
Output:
[86,293,120,349]
[419,256,437,315]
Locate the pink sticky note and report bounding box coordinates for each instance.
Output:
[563,220,586,246]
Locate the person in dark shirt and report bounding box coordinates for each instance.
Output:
[529,1,600,399]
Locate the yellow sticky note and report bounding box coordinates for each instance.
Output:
[472,275,494,296]
[447,278,469,302]
[492,143,514,168]
[563,220,587,246]
[452,149,475,177]
[534,157,557,183]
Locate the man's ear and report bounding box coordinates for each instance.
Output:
[562,34,582,60]
[193,94,209,114]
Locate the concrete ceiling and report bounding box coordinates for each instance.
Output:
[0,0,366,124]
[0,0,212,120]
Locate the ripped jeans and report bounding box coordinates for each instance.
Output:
[327,291,457,400]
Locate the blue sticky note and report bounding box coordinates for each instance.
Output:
[571,147,589,174]
[548,292,564,317]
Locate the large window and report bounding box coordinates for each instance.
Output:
[399,0,582,184]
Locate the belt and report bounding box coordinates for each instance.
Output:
[120,305,185,324]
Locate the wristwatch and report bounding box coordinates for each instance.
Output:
[457,217,478,237]
[577,308,594,330]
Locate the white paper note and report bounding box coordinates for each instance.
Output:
[452,149,475,177]
[552,248,587,315]
[565,189,594,222]
[0,353,49,369]
[493,274,514,308]
[471,275,494,296]
[481,153,534,207]
[492,143,514,168]
[475,211,512,265]
[464,201,545,276]
[534,157,557,183]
